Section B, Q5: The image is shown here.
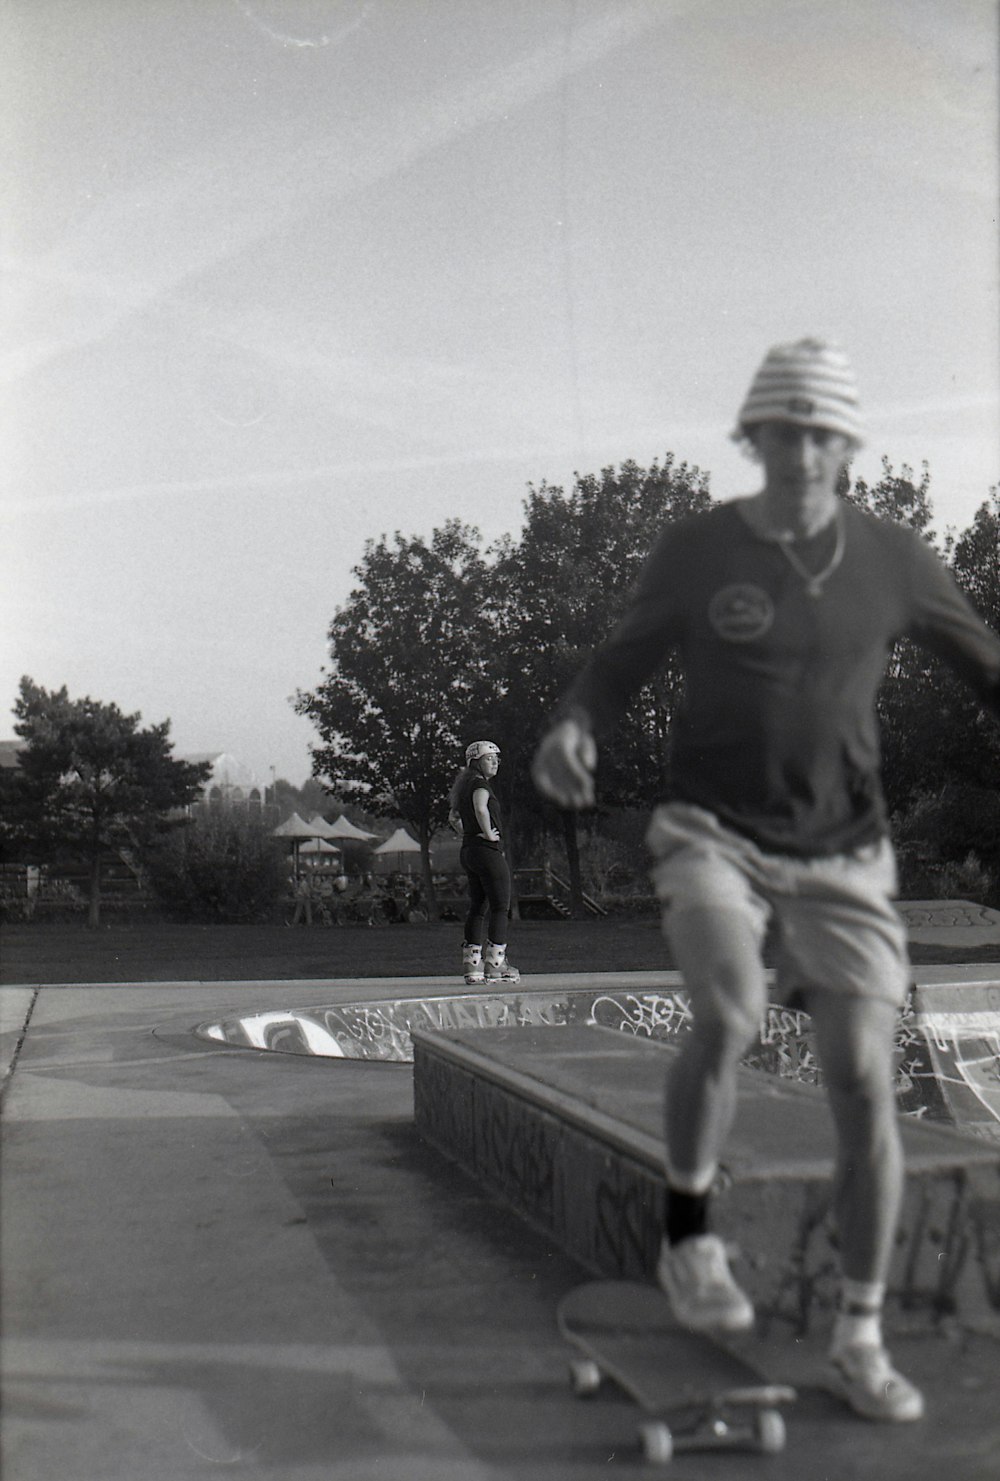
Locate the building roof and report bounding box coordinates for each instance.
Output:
[180,752,262,793]
[374,827,420,854]
[324,814,379,841]
[272,812,318,838]
[0,740,23,769]
[0,742,262,798]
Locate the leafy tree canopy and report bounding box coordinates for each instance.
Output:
[843,455,934,537]
[295,455,1000,910]
[844,471,1000,865]
[4,677,210,926]
[480,456,711,910]
[491,456,712,828]
[147,810,288,924]
[951,486,1000,630]
[296,520,497,904]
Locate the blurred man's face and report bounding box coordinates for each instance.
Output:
[753,421,852,507]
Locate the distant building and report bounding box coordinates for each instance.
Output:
[180,752,267,816]
[0,740,23,770]
[1,741,270,816]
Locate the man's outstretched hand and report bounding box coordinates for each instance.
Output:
[532,717,597,810]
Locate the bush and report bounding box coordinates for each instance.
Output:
[892,784,1000,906]
[578,829,650,896]
[894,784,1000,865]
[0,874,88,923]
[594,893,660,919]
[146,813,289,923]
[932,852,995,904]
[895,842,996,906]
[0,880,36,922]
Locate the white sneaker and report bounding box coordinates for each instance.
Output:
[655,1234,754,1334]
[827,1343,925,1423]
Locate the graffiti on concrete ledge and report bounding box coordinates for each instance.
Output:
[197,983,1000,1140]
[414,1038,1000,1328]
[198,991,574,1062]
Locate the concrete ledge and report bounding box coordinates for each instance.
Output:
[413,1023,1000,1338]
[901,899,1000,947]
[913,980,1000,1142]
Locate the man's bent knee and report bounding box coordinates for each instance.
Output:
[807,994,898,1097]
[668,905,767,1041]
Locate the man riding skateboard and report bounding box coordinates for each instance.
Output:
[532,337,1000,1423]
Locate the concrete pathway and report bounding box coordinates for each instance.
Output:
[898,899,1000,948]
[2,977,998,1481]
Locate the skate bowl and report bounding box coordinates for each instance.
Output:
[187,963,1000,1329]
[192,969,1000,1143]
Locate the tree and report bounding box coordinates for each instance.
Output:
[845,470,998,811]
[891,487,1000,895]
[843,455,934,536]
[271,775,333,823]
[843,471,1000,897]
[490,456,712,913]
[842,460,941,810]
[146,810,289,923]
[951,486,1000,630]
[296,520,498,915]
[4,678,211,927]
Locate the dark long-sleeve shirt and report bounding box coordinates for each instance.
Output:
[561,500,1000,857]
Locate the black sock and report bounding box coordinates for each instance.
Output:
[665,1188,709,1245]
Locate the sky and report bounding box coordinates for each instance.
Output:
[3,0,998,788]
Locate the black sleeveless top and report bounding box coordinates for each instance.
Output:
[454,769,502,848]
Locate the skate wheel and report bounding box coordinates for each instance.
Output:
[568,1358,603,1396]
[754,1409,786,1453]
[639,1421,674,1464]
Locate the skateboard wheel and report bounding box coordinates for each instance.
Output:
[754,1409,786,1453]
[639,1422,674,1464]
[568,1358,603,1396]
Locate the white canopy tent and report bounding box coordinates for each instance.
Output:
[305,813,341,838]
[325,814,379,842]
[299,838,341,858]
[273,813,329,874]
[272,812,316,838]
[372,826,421,875]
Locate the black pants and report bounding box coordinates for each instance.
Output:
[461,842,511,945]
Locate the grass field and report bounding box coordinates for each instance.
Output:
[0,918,675,984]
[2,917,996,986]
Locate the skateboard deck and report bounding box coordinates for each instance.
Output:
[557,1280,796,1464]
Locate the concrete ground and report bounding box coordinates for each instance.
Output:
[2,975,999,1481]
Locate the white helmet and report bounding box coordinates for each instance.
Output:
[465,740,500,764]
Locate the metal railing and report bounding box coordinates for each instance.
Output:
[514,866,607,916]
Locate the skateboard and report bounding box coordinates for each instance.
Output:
[557,1280,796,1465]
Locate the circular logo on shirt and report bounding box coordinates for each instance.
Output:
[708,583,775,643]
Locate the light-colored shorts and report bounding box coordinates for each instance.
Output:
[645,802,910,1007]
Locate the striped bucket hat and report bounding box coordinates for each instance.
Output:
[733,337,864,445]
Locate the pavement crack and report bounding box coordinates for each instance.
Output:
[1,986,40,1102]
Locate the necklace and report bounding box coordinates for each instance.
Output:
[773,513,845,597]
